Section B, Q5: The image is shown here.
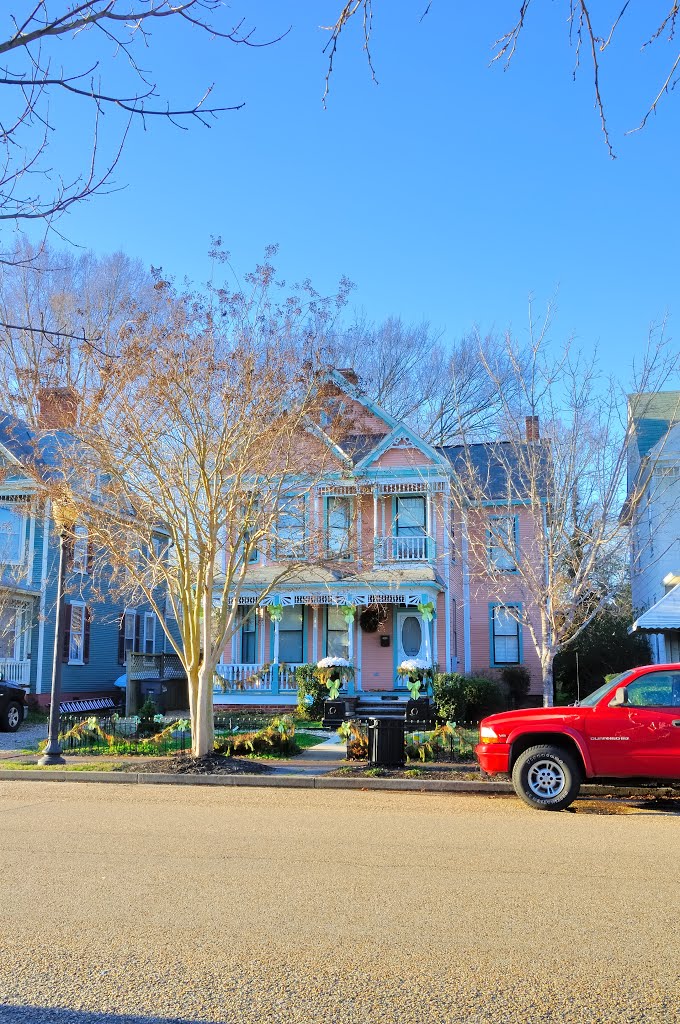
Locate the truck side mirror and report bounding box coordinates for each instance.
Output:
[610,686,628,707]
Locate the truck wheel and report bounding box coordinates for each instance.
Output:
[512,745,582,811]
[1,701,23,733]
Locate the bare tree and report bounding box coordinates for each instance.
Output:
[325,316,522,443]
[8,250,352,757]
[0,239,154,421]
[324,3,680,155]
[447,311,679,706]
[0,3,282,234]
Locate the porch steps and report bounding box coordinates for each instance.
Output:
[352,693,410,721]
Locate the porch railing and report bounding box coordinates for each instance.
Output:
[375,535,433,562]
[214,663,301,695]
[127,652,185,681]
[0,659,30,686]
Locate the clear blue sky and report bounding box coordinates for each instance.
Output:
[18,2,680,377]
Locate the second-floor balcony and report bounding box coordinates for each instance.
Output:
[374,534,434,563]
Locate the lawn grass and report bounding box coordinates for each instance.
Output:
[0,760,123,771]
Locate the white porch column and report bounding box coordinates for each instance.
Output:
[425,488,432,558]
[372,487,379,561]
[312,606,319,663]
[462,511,472,673]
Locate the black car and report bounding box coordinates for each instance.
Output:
[0,684,27,732]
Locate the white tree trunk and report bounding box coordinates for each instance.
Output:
[542,650,555,708]
[192,663,215,758]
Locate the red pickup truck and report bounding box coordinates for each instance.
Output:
[475,664,680,810]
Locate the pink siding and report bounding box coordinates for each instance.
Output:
[373,445,435,469]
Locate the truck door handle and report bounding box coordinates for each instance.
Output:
[673,721,680,727]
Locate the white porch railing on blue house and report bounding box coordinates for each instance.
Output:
[0,659,30,686]
[214,662,300,695]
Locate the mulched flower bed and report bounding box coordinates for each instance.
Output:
[132,753,273,775]
[328,762,483,780]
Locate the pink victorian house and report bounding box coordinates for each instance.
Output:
[215,369,544,708]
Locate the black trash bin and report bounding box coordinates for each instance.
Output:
[368,716,405,768]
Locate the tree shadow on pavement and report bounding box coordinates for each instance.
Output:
[0,1009,220,1024]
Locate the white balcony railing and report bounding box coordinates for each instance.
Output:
[375,535,432,562]
[0,659,30,686]
[214,663,301,694]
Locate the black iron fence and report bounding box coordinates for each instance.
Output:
[55,710,301,756]
[344,720,480,763]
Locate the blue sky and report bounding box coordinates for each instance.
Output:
[17,2,680,378]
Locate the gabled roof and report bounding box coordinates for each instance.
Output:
[630,583,680,633]
[629,392,680,459]
[439,441,549,501]
[354,423,450,472]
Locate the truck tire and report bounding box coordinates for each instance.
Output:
[1,701,23,732]
[512,744,582,811]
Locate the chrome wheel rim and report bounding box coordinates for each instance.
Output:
[7,706,20,729]
[527,758,565,799]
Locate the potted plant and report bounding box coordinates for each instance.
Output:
[397,658,434,700]
[316,656,354,700]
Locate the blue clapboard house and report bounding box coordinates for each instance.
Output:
[0,401,169,705]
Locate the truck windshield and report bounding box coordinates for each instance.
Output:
[578,672,635,707]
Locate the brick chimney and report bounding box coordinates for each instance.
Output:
[525,415,540,442]
[336,367,358,386]
[37,386,79,430]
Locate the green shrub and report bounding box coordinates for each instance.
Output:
[296,664,329,719]
[214,715,300,757]
[499,665,531,707]
[433,672,506,723]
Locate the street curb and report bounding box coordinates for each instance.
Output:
[0,769,676,799]
[0,768,512,793]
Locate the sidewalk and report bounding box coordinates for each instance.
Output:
[271,734,346,776]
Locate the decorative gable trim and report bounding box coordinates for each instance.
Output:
[354,424,450,472]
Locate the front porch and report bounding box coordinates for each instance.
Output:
[214,572,445,707]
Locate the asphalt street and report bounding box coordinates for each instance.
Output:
[0,782,678,1023]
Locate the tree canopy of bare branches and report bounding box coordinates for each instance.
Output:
[324,3,680,155]
[0,246,352,757]
[0,3,281,234]
[448,310,679,705]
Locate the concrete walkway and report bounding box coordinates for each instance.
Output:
[271,732,346,776]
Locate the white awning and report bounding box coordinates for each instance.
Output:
[630,583,680,633]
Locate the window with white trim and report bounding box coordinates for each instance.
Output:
[489,516,517,572]
[69,603,86,663]
[72,523,89,573]
[143,612,156,655]
[492,606,520,665]
[0,607,18,660]
[0,502,25,564]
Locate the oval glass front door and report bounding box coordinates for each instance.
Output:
[401,615,422,658]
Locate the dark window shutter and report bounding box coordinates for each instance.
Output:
[62,604,72,663]
[63,536,74,574]
[118,613,125,665]
[87,538,95,575]
[134,613,141,654]
[83,607,91,664]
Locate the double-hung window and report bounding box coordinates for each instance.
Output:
[0,502,25,565]
[327,496,351,559]
[241,611,257,663]
[492,606,520,665]
[278,606,303,663]
[143,612,156,655]
[68,603,87,664]
[72,523,90,573]
[275,499,306,559]
[326,606,349,659]
[489,516,517,572]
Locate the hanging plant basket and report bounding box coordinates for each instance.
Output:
[359,603,387,633]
